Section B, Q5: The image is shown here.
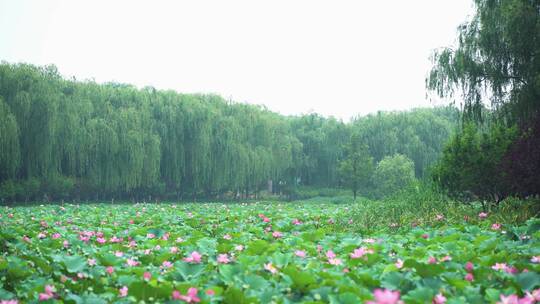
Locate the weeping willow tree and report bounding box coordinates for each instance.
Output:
[427,0,540,200]
[427,0,539,123]
[0,97,20,180]
[0,61,458,202]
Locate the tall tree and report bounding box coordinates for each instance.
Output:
[338,133,374,200]
[427,0,539,124]
[427,0,540,200]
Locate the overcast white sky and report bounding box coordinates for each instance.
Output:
[0,0,473,120]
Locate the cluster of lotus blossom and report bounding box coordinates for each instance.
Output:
[1,205,538,304]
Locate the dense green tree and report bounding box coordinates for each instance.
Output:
[0,62,458,202]
[350,107,458,177]
[372,154,416,198]
[427,0,539,124]
[427,0,540,200]
[338,133,374,200]
[0,97,20,180]
[432,123,518,203]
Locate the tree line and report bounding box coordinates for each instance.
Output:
[0,62,458,203]
[427,0,540,204]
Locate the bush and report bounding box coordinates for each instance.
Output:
[372,154,416,198]
[20,178,41,202]
[432,123,517,203]
[0,179,22,204]
[44,175,75,201]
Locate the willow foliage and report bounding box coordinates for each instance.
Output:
[0,62,457,202]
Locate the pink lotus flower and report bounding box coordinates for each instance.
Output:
[465,262,474,272]
[520,294,536,304]
[38,293,53,301]
[37,232,46,239]
[115,251,124,257]
[106,266,114,274]
[350,247,373,259]
[87,258,96,266]
[395,259,404,269]
[367,289,403,304]
[439,255,452,262]
[223,234,232,240]
[63,240,70,248]
[292,219,302,225]
[39,285,55,301]
[0,300,18,304]
[328,258,343,265]
[492,263,507,271]
[96,237,106,244]
[147,233,155,239]
[421,234,429,239]
[109,236,122,243]
[478,212,488,219]
[45,285,55,295]
[235,245,244,251]
[170,246,179,254]
[343,267,350,273]
[143,272,152,281]
[364,238,376,244]
[465,273,474,281]
[119,286,128,297]
[184,251,202,263]
[433,293,447,304]
[172,288,200,303]
[263,217,271,223]
[504,266,518,274]
[428,257,437,264]
[492,223,502,230]
[162,261,173,268]
[126,258,139,267]
[22,235,31,243]
[326,250,336,259]
[162,233,170,241]
[52,233,61,239]
[435,214,444,221]
[295,250,306,258]
[206,289,215,296]
[272,231,283,238]
[531,289,540,301]
[497,294,519,304]
[217,254,230,264]
[264,262,278,274]
[531,256,540,263]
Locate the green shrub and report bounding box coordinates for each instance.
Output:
[372,154,416,198]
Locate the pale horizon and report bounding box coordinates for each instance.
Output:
[0,0,473,120]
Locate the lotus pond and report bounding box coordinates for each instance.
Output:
[0,202,539,303]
